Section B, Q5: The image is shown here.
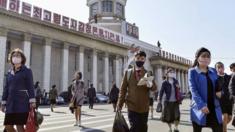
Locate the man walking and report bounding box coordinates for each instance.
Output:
[117,50,157,132]
[87,83,96,109]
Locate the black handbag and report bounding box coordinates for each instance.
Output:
[232,116,235,127]
[156,102,162,113]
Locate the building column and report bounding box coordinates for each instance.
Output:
[180,70,185,93]
[115,55,121,88]
[43,38,52,92]
[185,71,188,93]
[0,28,8,94]
[23,33,32,68]
[62,43,69,91]
[155,65,163,91]
[104,52,109,94]
[92,49,98,90]
[177,69,181,87]
[79,46,85,77]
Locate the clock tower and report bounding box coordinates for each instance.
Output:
[87,0,127,33]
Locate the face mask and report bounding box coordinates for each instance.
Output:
[136,61,144,67]
[12,57,22,65]
[198,58,210,66]
[168,73,176,78]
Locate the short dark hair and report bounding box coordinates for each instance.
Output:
[52,85,56,88]
[8,48,26,65]
[215,62,224,68]
[230,63,235,69]
[134,50,146,57]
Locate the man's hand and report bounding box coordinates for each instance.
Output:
[201,106,210,114]
[116,105,122,111]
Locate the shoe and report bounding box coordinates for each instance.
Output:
[74,121,78,126]
[174,129,179,132]
[51,108,53,112]
[78,120,81,127]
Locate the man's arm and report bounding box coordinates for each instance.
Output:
[117,71,128,109]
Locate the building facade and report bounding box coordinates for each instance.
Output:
[0,0,191,96]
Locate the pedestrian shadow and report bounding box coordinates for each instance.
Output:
[53,111,67,114]
[92,108,109,111]
[80,126,106,132]
[82,113,96,117]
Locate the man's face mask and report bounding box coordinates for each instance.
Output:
[135,55,145,68]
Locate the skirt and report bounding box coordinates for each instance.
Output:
[4,112,28,125]
[161,101,180,123]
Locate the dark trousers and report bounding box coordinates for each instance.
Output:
[128,110,149,132]
[89,98,94,109]
[192,122,223,132]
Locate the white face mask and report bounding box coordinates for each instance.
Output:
[198,58,211,66]
[168,73,176,78]
[12,57,22,65]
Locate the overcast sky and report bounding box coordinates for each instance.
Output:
[22,0,235,73]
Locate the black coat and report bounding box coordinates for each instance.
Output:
[87,87,96,98]
[109,87,119,102]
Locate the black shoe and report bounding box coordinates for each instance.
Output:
[174,129,179,132]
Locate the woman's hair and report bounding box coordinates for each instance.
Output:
[8,48,26,65]
[215,62,224,69]
[74,71,82,80]
[192,47,211,67]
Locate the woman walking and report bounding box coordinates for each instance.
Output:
[188,47,222,132]
[159,68,180,132]
[71,71,85,127]
[1,48,36,132]
[215,62,233,132]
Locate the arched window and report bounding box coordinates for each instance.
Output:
[90,2,98,17]
[116,2,124,17]
[102,1,113,13]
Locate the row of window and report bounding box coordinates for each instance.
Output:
[90,1,124,17]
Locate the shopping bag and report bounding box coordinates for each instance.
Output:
[25,108,36,132]
[156,102,162,113]
[112,111,129,132]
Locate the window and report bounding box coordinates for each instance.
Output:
[102,1,113,13]
[116,2,124,17]
[90,2,98,17]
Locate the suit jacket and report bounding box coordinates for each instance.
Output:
[117,66,157,113]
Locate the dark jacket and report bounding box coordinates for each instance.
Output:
[87,87,96,98]
[49,88,58,100]
[109,87,119,102]
[159,78,179,102]
[2,65,35,113]
[229,73,235,98]
[216,74,233,105]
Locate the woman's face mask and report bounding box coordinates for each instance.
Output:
[12,57,22,65]
[168,72,176,78]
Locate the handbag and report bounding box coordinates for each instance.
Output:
[156,102,162,113]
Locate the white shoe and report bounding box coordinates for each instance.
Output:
[74,121,78,126]
[78,120,82,127]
